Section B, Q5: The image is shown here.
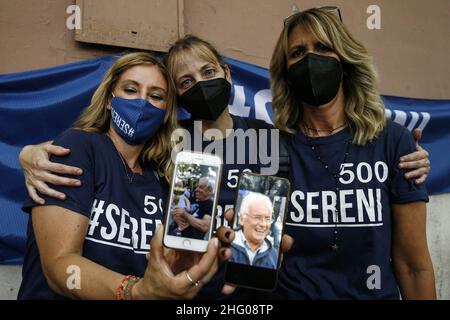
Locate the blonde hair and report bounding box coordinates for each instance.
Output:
[73,52,178,179]
[270,8,386,145]
[165,35,227,86]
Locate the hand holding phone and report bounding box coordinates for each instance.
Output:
[225,172,290,291]
[163,151,222,253]
[138,224,220,299]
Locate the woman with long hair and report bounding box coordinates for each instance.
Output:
[18,52,219,300]
[268,8,435,299]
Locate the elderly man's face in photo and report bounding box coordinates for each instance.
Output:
[195,178,212,201]
[241,202,273,246]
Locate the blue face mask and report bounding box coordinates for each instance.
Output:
[110,96,166,145]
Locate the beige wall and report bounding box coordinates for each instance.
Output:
[74,0,183,52]
[1,0,449,99]
[0,0,119,73]
[184,0,450,100]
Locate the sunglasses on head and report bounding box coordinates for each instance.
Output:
[284,6,343,26]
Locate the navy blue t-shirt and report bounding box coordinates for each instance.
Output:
[180,115,276,299]
[269,120,428,299]
[18,129,166,299]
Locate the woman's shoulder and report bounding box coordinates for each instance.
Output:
[53,129,105,154]
[376,120,416,163]
[385,119,410,134]
[55,128,98,142]
[378,119,412,142]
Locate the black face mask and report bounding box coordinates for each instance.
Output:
[178,78,231,121]
[287,53,343,107]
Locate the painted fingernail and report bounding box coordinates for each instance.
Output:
[77,169,83,174]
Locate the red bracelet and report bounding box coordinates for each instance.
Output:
[115,275,135,300]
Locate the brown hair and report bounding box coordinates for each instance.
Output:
[73,52,178,179]
[270,8,386,145]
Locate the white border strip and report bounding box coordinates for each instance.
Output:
[85,237,148,255]
[286,223,384,228]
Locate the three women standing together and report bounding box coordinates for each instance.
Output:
[18,8,434,300]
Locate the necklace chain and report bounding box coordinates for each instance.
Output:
[106,133,136,184]
[304,122,347,135]
[303,123,351,252]
[118,151,136,184]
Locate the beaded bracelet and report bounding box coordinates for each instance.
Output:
[123,276,140,300]
[115,275,140,300]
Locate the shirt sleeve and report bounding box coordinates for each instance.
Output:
[198,200,214,218]
[22,129,95,218]
[389,125,429,204]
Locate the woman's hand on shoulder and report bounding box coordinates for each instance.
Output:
[19,141,83,204]
[398,128,430,185]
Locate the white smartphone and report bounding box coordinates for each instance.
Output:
[163,151,222,253]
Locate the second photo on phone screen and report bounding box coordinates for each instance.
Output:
[225,172,290,291]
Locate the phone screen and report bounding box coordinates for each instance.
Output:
[225,172,290,290]
[164,152,221,252]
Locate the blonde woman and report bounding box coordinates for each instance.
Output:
[18,52,219,300]
[268,8,435,299]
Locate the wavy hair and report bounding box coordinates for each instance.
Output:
[270,8,386,145]
[73,52,178,179]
